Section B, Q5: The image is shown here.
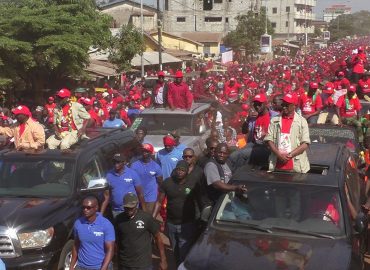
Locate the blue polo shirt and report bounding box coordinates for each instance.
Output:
[131,159,162,202]
[106,167,142,210]
[103,118,126,128]
[156,148,183,180]
[73,213,115,269]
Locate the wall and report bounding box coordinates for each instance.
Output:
[151,33,203,54]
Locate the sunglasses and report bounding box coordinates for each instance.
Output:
[82,205,94,210]
[183,155,194,159]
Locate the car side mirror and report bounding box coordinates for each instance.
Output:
[81,178,109,192]
[200,206,213,222]
[354,212,368,234]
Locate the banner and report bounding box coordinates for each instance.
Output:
[221,50,233,64]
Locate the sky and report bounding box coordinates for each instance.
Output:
[315,0,370,16]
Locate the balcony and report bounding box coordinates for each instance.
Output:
[294,12,315,20]
[294,0,316,7]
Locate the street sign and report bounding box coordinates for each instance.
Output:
[323,31,330,40]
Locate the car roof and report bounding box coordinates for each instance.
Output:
[0,128,136,160]
[140,103,210,115]
[232,143,348,188]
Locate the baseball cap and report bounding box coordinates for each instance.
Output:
[81,98,93,105]
[102,92,110,98]
[123,193,138,208]
[253,94,267,103]
[309,82,318,89]
[48,96,54,101]
[175,71,183,78]
[175,160,189,172]
[338,71,345,76]
[158,71,165,77]
[282,93,297,105]
[112,153,125,162]
[12,105,32,116]
[348,85,357,92]
[142,143,154,154]
[56,88,71,98]
[230,77,236,81]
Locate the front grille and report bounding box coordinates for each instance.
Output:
[0,234,16,258]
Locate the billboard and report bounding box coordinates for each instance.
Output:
[323,31,330,40]
[261,34,272,54]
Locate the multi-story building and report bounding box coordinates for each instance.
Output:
[163,0,261,34]
[323,5,351,23]
[265,0,317,40]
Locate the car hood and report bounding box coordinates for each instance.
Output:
[145,135,199,152]
[184,228,352,270]
[0,197,75,232]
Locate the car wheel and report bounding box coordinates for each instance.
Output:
[57,239,74,270]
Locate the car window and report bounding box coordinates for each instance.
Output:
[80,157,103,189]
[215,183,344,236]
[344,157,361,213]
[194,113,207,135]
[0,159,74,197]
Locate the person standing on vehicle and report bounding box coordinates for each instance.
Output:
[204,143,247,206]
[0,105,45,151]
[47,88,91,150]
[115,193,168,270]
[153,160,201,266]
[101,153,146,217]
[153,71,168,108]
[167,71,193,111]
[299,82,323,124]
[264,93,311,173]
[131,143,163,213]
[70,196,115,270]
[336,85,363,143]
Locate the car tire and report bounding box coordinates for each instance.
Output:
[57,239,74,270]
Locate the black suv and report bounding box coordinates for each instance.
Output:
[180,143,368,270]
[0,128,140,270]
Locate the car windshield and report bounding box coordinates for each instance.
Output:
[133,115,193,135]
[0,159,74,197]
[310,126,357,151]
[215,183,344,237]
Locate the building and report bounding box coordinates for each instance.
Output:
[163,0,261,34]
[150,31,204,54]
[98,0,158,32]
[266,0,317,40]
[323,5,351,23]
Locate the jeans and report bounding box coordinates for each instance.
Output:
[75,263,113,270]
[166,222,197,266]
[119,266,152,270]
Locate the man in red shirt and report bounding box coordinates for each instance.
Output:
[192,71,209,102]
[224,78,240,103]
[299,82,323,124]
[44,96,56,125]
[230,94,270,167]
[351,46,367,83]
[153,71,168,108]
[81,98,102,127]
[167,71,193,110]
[358,71,370,99]
[336,85,363,143]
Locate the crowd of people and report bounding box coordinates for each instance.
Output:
[0,36,370,270]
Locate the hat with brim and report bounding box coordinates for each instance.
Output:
[123,192,138,208]
[112,153,125,162]
[56,88,71,98]
[12,105,32,117]
[175,160,189,172]
[282,93,297,105]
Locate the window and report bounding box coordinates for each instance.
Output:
[286,21,289,27]
[271,22,277,28]
[272,7,277,14]
[177,17,186,22]
[204,0,213,10]
[214,0,222,3]
[205,17,222,22]
[286,6,290,12]
[225,17,229,23]
[80,158,103,189]
[165,0,169,10]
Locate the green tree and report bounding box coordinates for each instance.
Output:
[0,0,112,99]
[329,11,370,41]
[223,8,274,60]
[108,24,145,73]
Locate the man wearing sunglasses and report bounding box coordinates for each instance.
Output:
[264,93,311,173]
[70,196,115,270]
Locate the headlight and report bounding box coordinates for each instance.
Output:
[18,227,54,249]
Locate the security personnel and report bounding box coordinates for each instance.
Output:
[70,196,115,270]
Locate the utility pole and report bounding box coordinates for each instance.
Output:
[157,0,163,71]
[140,0,144,77]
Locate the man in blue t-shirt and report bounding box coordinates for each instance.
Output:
[102,109,126,128]
[131,143,163,213]
[101,153,146,217]
[70,196,115,270]
[156,135,183,180]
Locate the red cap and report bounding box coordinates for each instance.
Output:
[175,71,183,78]
[158,71,165,77]
[241,103,249,111]
[230,77,236,81]
[240,111,248,117]
[338,71,345,76]
[56,88,71,98]
[12,105,32,117]
[253,94,267,103]
[132,94,140,100]
[81,98,93,105]
[282,93,297,105]
[309,82,318,89]
[163,135,176,146]
[348,85,356,92]
[48,96,54,101]
[358,46,364,51]
[340,61,347,67]
[142,143,154,154]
